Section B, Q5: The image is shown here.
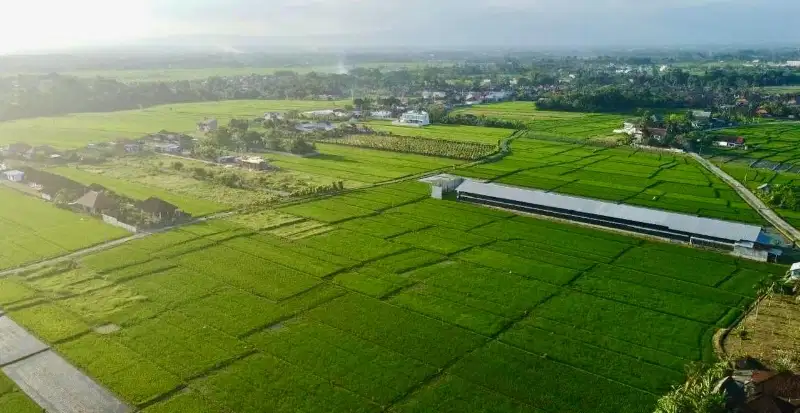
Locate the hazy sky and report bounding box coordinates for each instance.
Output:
[1,0,798,53]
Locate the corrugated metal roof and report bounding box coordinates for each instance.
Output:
[456,179,763,243]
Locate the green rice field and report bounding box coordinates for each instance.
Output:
[0,99,350,148]
[0,373,39,413]
[0,185,129,271]
[451,102,626,140]
[717,162,800,228]
[708,122,800,166]
[1,179,783,413]
[459,136,763,224]
[368,122,515,145]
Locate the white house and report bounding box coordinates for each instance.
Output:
[370,110,393,119]
[394,111,430,127]
[3,170,24,182]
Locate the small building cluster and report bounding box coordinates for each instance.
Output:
[721,359,800,413]
[1,167,186,231]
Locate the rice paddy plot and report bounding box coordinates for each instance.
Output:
[451,102,626,140]
[367,122,515,145]
[2,183,785,413]
[462,139,762,224]
[0,186,128,271]
[707,122,800,164]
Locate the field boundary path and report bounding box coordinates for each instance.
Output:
[0,314,130,413]
[691,153,800,244]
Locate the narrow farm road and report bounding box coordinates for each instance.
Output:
[691,153,800,244]
[0,211,236,278]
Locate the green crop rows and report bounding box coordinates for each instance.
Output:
[450,102,626,140]
[0,186,129,271]
[325,134,497,160]
[460,137,764,224]
[0,176,784,413]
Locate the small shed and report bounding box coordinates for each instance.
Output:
[419,174,465,199]
[758,183,772,194]
[3,170,24,182]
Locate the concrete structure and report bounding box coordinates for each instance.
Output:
[3,170,24,182]
[419,174,465,199]
[197,119,218,133]
[394,111,430,127]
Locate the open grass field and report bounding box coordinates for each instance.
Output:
[0,186,128,271]
[368,122,516,145]
[458,136,763,224]
[1,180,784,413]
[0,99,350,149]
[451,102,627,140]
[267,143,463,186]
[708,122,800,167]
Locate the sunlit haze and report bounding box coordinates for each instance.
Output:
[1,0,799,53]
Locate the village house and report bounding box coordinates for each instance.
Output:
[303,109,336,118]
[3,170,24,182]
[70,191,117,214]
[197,119,218,133]
[370,110,393,120]
[137,197,181,220]
[715,136,746,149]
[394,110,431,127]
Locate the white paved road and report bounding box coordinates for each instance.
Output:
[691,153,800,244]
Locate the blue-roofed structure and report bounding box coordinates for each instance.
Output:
[453,179,768,249]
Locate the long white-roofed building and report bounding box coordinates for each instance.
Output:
[420,176,779,261]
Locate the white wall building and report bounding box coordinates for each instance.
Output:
[3,170,24,182]
[394,111,430,126]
